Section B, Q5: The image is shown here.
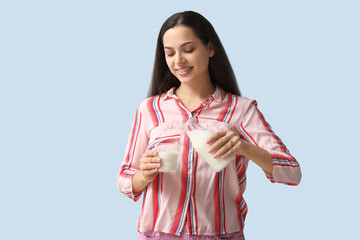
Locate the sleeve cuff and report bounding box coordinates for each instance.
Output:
[118,174,143,202]
[265,154,302,186]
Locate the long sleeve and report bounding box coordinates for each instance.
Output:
[117,101,152,201]
[239,100,301,185]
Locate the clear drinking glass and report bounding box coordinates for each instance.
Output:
[183,117,235,172]
[155,142,179,172]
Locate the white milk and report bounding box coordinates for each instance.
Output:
[158,151,178,172]
[186,130,235,172]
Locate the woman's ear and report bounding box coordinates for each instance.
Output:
[208,42,215,57]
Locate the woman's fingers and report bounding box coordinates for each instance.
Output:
[208,131,234,152]
[217,138,240,158]
[140,156,161,170]
[207,130,243,159]
[136,149,162,183]
[213,137,237,158]
[144,149,159,158]
[206,130,227,144]
[139,150,162,181]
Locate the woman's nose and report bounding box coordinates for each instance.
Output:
[175,53,185,64]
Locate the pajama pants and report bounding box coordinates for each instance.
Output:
[137,221,245,240]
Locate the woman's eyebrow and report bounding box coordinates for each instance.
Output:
[164,41,195,49]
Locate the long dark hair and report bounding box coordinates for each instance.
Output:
[148,11,241,97]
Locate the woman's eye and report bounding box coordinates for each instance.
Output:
[165,51,175,57]
[185,49,194,53]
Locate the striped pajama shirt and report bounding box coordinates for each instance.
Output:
[117,86,301,237]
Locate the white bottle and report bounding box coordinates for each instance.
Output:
[183,118,235,172]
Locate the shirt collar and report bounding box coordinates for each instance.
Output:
[163,85,225,102]
[163,87,176,100]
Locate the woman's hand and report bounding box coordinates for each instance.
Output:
[139,149,161,183]
[132,149,161,194]
[207,130,248,159]
[206,129,274,174]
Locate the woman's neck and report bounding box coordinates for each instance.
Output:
[174,80,216,112]
[175,80,215,102]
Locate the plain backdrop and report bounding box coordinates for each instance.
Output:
[1,0,359,239]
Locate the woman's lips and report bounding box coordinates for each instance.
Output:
[176,67,193,76]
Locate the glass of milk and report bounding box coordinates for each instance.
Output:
[183,118,235,172]
[155,142,179,172]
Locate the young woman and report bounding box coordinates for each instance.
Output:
[117,11,301,240]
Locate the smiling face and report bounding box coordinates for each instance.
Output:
[163,26,214,87]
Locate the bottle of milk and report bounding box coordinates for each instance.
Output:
[183,118,235,172]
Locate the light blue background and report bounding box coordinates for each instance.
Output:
[1,1,359,239]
